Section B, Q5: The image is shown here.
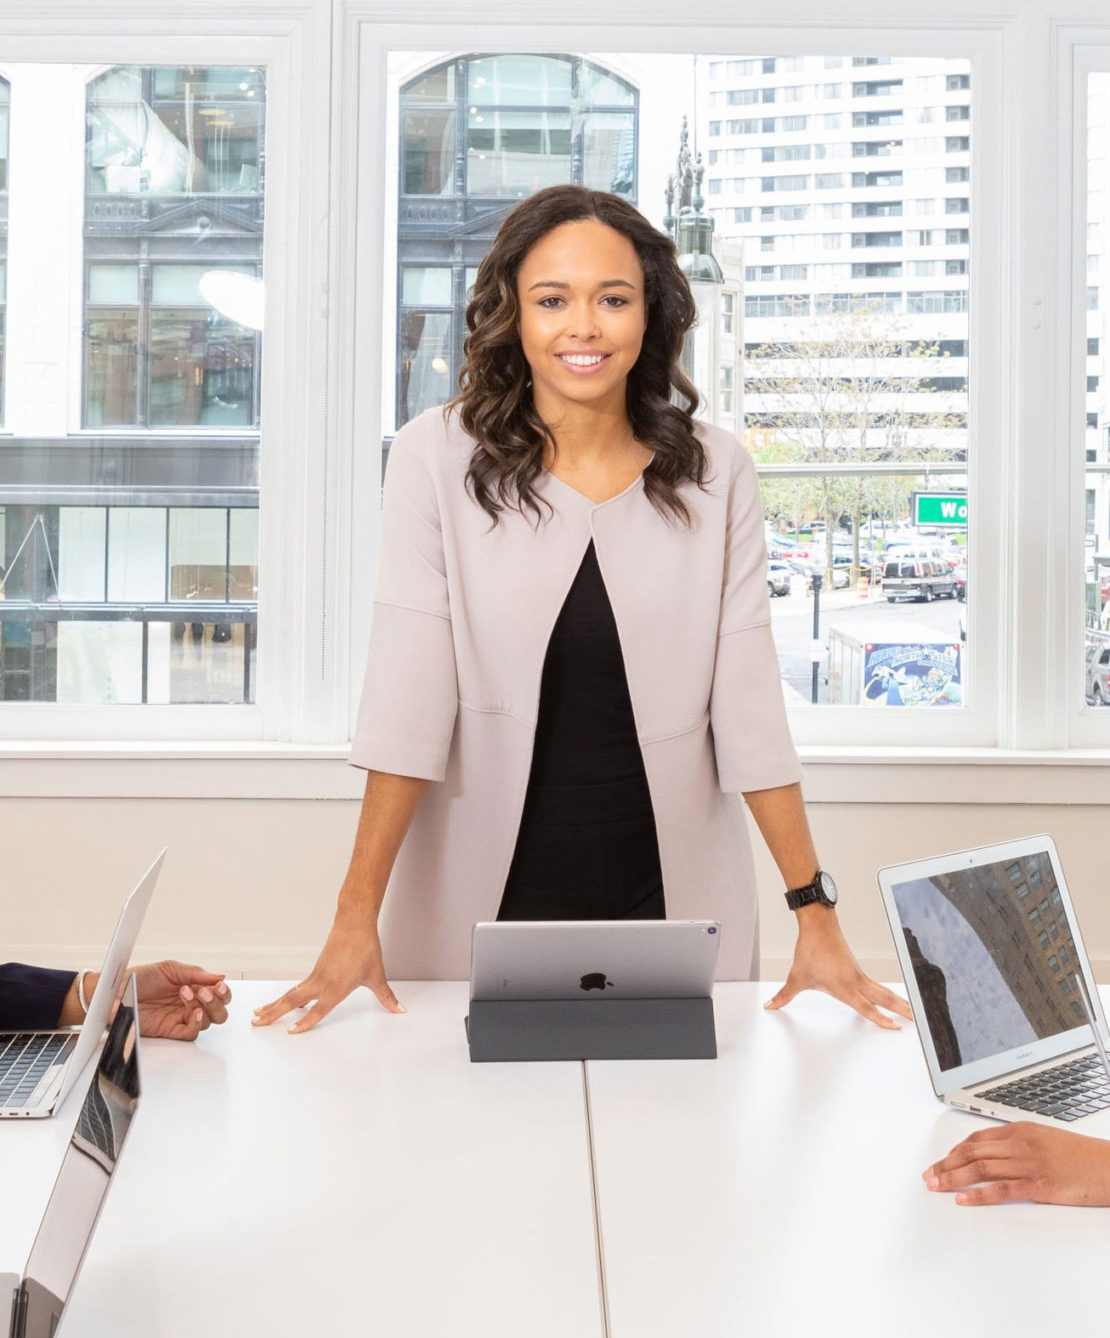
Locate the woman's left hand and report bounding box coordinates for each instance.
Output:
[764,908,913,1030]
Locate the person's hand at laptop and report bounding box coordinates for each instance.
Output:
[57,961,232,1041]
[923,1122,1110,1206]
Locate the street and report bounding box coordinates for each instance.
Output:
[769,582,964,705]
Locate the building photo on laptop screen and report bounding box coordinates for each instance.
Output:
[891,850,1085,1072]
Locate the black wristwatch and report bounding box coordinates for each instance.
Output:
[784,869,839,912]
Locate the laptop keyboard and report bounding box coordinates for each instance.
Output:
[975,1054,1110,1122]
[0,1032,76,1110]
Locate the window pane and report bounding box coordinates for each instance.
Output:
[0,78,9,192]
[107,508,167,602]
[403,67,456,103]
[466,109,572,196]
[84,311,139,426]
[402,266,453,306]
[580,112,635,197]
[467,56,572,107]
[1086,73,1110,708]
[400,311,452,422]
[57,508,107,601]
[88,264,139,304]
[403,110,456,195]
[152,263,252,305]
[86,66,264,195]
[579,63,635,107]
[56,623,145,705]
[149,310,255,427]
[0,62,263,711]
[228,508,259,601]
[168,508,227,600]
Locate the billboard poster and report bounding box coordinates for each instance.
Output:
[862,640,962,706]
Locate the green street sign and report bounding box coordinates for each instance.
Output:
[913,491,968,528]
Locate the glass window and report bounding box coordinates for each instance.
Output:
[0,77,9,193]
[467,55,572,106]
[85,311,140,427]
[399,311,453,423]
[148,307,256,428]
[403,110,456,194]
[88,264,140,304]
[402,267,453,307]
[581,113,635,196]
[0,63,266,709]
[86,66,264,195]
[394,55,638,427]
[82,70,264,433]
[466,109,573,196]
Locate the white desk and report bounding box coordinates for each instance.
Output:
[0,983,603,1338]
[7,982,1110,1338]
[588,983,1110,1338]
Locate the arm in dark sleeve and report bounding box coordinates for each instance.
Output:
[0,963,78,1030]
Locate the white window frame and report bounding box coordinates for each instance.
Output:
[0,4,340,748]
[0,0,1107,804]
[1066,39,1110,748]
[354,17,1006,750]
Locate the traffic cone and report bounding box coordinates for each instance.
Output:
[857,572,870,601]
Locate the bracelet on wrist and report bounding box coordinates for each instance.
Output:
[76,970,93,1017]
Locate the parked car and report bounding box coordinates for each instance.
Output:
[767,561,793,597]
[882,557,958,602]
[1086,644,1110,705]
[830,554,853,588]
[951,565,967,600]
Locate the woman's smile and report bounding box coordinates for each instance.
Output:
[554,350,613,374]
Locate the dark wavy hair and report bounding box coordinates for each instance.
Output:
[448,185,707,526]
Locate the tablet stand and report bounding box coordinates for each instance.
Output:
[465,996,717,1062]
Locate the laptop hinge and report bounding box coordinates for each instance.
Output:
[9,1282,27,1338]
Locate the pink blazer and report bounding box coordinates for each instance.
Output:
[350,407,802,980]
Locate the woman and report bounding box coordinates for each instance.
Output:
[253,185,910,1035]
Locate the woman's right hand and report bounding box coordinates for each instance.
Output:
[251,907,405,1034]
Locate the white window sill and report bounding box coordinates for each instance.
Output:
[0,742,1105,801]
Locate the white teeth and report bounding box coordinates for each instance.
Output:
[559,354,606,366]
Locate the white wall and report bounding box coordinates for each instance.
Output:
[4,787,1109,988]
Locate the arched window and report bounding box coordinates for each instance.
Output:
[396,54,638,428]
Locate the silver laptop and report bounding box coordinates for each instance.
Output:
[470,920,721,1002]
[878,834,1110,1125]
[1,973,141,1338]
[0,850,163,1119]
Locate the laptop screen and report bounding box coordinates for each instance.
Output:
[889,849,1085,1073]
[18,976,140,1338]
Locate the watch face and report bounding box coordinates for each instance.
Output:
[819,871,839,905]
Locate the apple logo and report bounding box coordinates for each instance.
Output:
[580,973,614,992]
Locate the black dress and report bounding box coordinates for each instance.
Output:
[497,542,666,921]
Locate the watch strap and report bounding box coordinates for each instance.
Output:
[784,871,831,912]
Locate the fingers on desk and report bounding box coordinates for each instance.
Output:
[373,981,405,1015]
[763,981,798,1010]
[952,1180,1029,1206]
[873,982,914,1021]
[923,1126,1029,1205]
[252,981,314,1028]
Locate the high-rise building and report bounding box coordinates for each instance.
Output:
[700,56,973,472]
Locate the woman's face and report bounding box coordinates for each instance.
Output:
[515,218,647,418]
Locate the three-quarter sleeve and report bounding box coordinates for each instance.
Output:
[349,425,459,781]
[709,443,803,794]
[0,963,77,1030]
